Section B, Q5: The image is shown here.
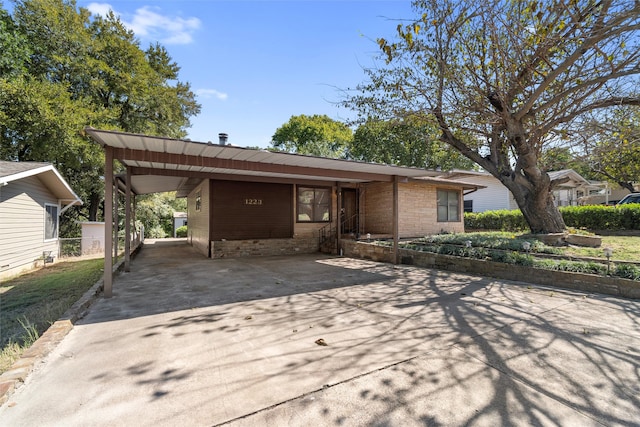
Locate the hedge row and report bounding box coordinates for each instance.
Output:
[465,204,640,231]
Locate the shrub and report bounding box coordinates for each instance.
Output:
[175,225,188,238]
[464,210,527,232]
[614,263,640,280]
[465,204,640,231]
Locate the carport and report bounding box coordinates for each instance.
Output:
[2,240,638,425]
[85,128,479,297]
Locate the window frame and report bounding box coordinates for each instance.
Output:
[195,190,201,212]
[44,203,59,241]
[296,186,331,223]
[437,189,461,222]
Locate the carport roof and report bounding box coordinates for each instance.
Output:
[86,127,478,195]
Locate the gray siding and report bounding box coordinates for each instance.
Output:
[0,176,59,278]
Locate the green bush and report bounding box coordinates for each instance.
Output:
[175,225,188,238]
[465,204,640,231]
[464,210,528,232]
[614,263,640,280]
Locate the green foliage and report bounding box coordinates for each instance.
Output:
[136,192,185,238]
[344,0,639,234]
[0,7,30,77]
[1,258,103,372]
[464,210,528,232]
[560,204,640,230]
[175,225,188,238]
[350,115,475,170]
[1,0,200,224]
[403,233,638,280]
[421,232,559,254]
[271,114,353,158]
[465,205,640,231]
[582,107,640,192]
[614,264,640,281]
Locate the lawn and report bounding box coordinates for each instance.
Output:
[0,259,103,374]
[563,235,640,261]
[400,232,640,280]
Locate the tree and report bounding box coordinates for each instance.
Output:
[351,114,476,170]
[1,0,200,223]
[271,114,353,158]
[0,5,29,77]
[579,107,640,192]
[344,0,640,233]
[136,192,186,238]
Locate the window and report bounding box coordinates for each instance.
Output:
[195,190,201,212]
[45,204,59,240]
[463,200,473,213]
[297,187,330,222]
[437,189,460,222]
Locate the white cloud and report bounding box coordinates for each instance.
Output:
[196,89,229,101]
[86,3,201,45]
[86,2,114,17]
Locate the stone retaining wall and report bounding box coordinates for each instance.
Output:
[211,238,319,258]
[341,240,640,299]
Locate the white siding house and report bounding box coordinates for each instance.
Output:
[440,169,597,212]
[0,161,82,280]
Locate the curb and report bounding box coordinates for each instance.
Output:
[0,252,135,407]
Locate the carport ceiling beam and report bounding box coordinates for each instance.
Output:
[112,148,396,182]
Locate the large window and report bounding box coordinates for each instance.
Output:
[437,189,460,222]
[44,204,59,240]
[297,187,331,222]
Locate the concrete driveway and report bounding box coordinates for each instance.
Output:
[1,239,639,426]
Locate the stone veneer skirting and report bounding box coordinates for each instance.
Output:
[341,240,640,299]
[211,237,319,259]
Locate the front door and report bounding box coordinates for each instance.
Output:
[341,189,358,234]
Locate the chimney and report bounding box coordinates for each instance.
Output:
[218,133,228,146]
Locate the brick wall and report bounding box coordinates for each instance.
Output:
[211,237,319,258]
[341,240,640,299]
[362,181,465,237]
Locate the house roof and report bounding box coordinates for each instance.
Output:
[441,168,598,190]
[0,161,83,207]
[85,128,480,195]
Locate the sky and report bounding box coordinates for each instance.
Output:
[77,0,416,148]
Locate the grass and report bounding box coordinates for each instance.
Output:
[562,236,640,261]
[0,259,103,374]
[397,231,640,280]
[418,231,639,261]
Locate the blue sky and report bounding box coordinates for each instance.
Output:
[78,0,415,148]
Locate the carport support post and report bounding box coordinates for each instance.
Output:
[393,175,399,265]
[104,146,114,298]
[114,186,119,261]
[124,167,131,272]
[336,182,342,255]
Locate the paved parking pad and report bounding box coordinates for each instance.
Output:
[0,240,638,426]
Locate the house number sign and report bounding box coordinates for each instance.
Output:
[244,198,263,205]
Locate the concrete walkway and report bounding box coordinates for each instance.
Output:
[0,239,638,426]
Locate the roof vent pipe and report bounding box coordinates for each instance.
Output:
[218,133,228,146]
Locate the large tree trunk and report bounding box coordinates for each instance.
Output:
[502,175,566,234]
[88,191,101,221]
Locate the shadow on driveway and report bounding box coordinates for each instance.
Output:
[0,239,638,426]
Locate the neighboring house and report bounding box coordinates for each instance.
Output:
[86,128,480,263]
[173,212,187,237]
[440,169,600,212]
[438,170,516,213]
[0,161,82,280]
[577,184,639,205]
